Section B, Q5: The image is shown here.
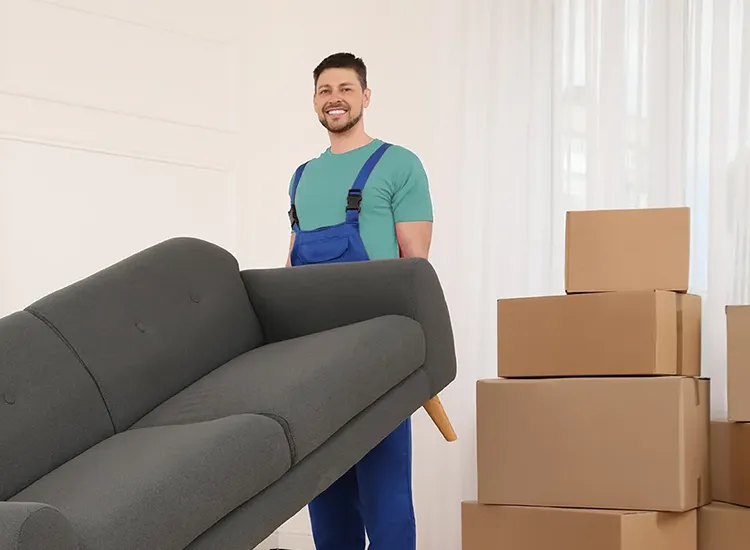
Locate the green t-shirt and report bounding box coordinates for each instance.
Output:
[288,138,433,260]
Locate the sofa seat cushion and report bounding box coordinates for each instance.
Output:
[133,314,426,463]
[10,414,291,550]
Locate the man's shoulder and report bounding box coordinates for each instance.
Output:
[287,150,328,193]
[293,149,328,171]
[382,142,423,164]
[377,142,427,183]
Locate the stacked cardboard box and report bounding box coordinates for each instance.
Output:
[463,207,710,550]
[698,305,750,549]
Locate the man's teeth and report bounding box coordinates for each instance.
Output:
[328,109,346,115]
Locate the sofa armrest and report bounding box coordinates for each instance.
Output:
[0,502,78,550]
[240,258,457,395]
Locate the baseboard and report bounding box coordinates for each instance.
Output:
[274,532,315,550]
[253,532,279,549]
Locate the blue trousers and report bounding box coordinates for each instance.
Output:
[308,418,415,550]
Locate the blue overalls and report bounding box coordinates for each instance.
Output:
[288,142,416,550]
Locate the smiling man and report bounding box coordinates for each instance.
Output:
[284,52,433,550]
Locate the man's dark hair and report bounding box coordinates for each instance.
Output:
[313,52,368,90]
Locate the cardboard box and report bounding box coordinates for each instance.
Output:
[698,502,750,550]
[565,207,691,294]
[727,306,750,421]
[709,419,750,507]
[476,376,710,512]
[462,501,697,550]
[497,290,701,377]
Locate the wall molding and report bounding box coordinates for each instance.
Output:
[25,0,231,45]
[0,92,234,171]
[0,135,229,172]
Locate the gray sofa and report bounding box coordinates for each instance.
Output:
[0,237,456,550]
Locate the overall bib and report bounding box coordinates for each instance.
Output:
[288,142,416,550]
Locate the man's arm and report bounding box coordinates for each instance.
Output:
[285,233,295,267]
[396,221,432,259]
[392,148,434,259]
[395,215,454,442]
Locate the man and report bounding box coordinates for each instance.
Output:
[285,52,433,550]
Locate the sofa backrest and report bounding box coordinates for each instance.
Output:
[0,311,115,500]
[24,237,264,431]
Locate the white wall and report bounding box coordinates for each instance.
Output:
[0,0,249,316]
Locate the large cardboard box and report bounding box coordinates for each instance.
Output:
[462,501,697,550]
[476,377,710,512]
[497,290,701,377]
[565,207,690,294]
[698,502,750,550]
[726,305,750,421]
[710,419,750,507]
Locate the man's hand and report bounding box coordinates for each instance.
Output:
[396,221,432,259]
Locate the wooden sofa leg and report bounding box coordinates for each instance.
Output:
[423,395,457,441]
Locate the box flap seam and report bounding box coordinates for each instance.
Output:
[677,295,684,374]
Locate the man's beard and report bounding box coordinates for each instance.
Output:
[319,109,362,134]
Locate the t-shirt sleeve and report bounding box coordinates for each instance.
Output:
[392,150,434,223]
[287,173,295,200]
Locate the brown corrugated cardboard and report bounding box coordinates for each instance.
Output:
[497,290,701,377]
[476,376,710,512]
[726,305,750,421]
[709,419,750,507]
[698,502,750,550]
[461,501,697,550]
[565,207,691,294]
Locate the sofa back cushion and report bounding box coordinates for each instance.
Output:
[25,237,264,431]
[0,311,115,500]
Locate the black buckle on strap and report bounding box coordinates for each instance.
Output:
[288,205,299,227]
[346,190,363,211]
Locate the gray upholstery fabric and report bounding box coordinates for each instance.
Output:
[11,414,290,550]
[25,237,265,431]
[186,368,433,549]
[132,315,425,462]
[1,237,457,550]
[0,312,113,500]
[0,502,78,550]
[241,257,457,395]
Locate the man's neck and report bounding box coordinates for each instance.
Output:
[328,127,373,154]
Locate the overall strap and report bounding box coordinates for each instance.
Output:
[345,142,392,224]
[288,161,309,230]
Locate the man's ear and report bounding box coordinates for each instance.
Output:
[363,88,372,108]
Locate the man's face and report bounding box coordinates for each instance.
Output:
[314,68,370,134]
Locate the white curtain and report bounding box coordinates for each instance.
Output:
[414,0,750,548]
